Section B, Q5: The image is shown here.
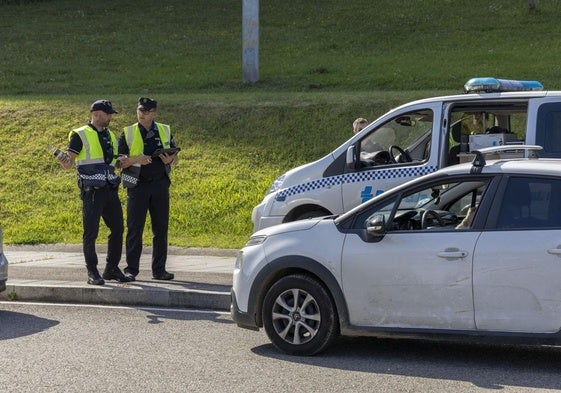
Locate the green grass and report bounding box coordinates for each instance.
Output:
[1,0,561,248]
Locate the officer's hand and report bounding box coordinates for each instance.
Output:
[56,152,70,163]
[159,152,175,165]
[56,151,72,169]
[116,155,129,168]
[139,155,152,165]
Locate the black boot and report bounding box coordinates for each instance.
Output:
[102,267,134,283]
[87,270,105,285]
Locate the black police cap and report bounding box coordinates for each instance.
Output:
[90,99,117,114]
[138,97,157,111]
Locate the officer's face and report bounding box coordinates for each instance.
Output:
[93,111,112,128]
[137,108,157,124]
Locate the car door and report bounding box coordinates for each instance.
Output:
[342,231,478,329]
[527,97,561,158]
[341,177,488,330]
[341,102,442,212]
[473,175,561,333]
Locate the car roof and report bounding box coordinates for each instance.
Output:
[393,90,559,109]
[443,157,561,176]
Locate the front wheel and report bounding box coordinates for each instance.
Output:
[262,274,339,356]
[293,209,330,221]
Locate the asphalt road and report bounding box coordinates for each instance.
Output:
[1,302,561,392]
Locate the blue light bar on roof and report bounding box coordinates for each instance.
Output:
[464,77,544,93]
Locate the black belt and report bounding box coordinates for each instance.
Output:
[139,176,166,183]
[82,185,117,192]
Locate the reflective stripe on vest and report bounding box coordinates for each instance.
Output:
[121,122,171,188]
[69,125,120,188]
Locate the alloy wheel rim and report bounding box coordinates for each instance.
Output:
[271,288,321,345]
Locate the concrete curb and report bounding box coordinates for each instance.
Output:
[2,246,236,311]
[1,279,231,311]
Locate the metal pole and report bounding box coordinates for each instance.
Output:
[242,0,259,83]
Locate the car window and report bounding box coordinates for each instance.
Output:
[354,197,398,230]
[359,109,433,167]
[497,177,561,229]
[354,178,490,231]
[447,103,527,166]
[536,103,561,156]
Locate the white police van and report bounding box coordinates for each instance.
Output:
[252,77,561,232]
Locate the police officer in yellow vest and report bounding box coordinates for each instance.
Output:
[56,100,131,285]
[117,97,179,281]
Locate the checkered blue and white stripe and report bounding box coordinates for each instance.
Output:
[275,166,438,201]
[121,172,138,186]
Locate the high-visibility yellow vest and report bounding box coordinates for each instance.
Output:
[69,125,120,188]
[121,122,172,188]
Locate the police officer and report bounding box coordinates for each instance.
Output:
[118,97,179,281]
[57,99,131,285]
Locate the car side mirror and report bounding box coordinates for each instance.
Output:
[366,214,386,241]
[346,145,358,170]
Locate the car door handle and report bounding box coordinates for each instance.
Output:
[437,248,468,259]
[547,247,561,256]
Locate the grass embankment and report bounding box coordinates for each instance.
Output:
[0,92,416,248]
[1,0,561,248]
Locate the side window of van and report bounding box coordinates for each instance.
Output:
[359,109,433,168]
[447,103,528,166]
[536,103,561,156]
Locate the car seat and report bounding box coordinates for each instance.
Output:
[447,122,462,166]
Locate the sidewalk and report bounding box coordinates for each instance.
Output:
[0,244,237,311]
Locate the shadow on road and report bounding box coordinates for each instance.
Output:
[0,310,59,340]
[252,336,561,390]
[133,307,234,326]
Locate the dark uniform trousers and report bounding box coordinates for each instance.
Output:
[81,187,124,272]
[124,177,170,276]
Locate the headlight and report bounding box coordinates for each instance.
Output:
[245,235,267,247]
[266,174,286,195]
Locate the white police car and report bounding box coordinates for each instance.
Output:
[234,146,561,355]
[252,77,561,232]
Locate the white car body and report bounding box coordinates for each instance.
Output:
[234,148,561,355]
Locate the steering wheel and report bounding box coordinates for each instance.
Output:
[393,210,419,230]
[389,145,412,163]
[421,210,445,229]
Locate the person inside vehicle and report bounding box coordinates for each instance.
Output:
[455,206,476,229]
[353,118,368,134]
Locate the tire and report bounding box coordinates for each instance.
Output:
[262,274,339,356]
[293,209,329,221]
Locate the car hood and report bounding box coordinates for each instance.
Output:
[278,153,334,189]
[253,216,329,237]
